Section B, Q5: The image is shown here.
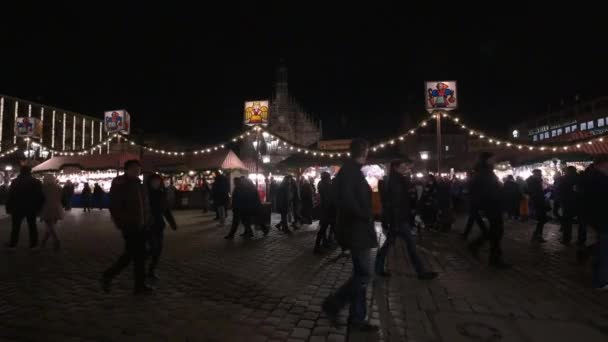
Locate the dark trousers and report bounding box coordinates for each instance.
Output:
[470,211,504,264]
[534,208,548,238]
[279,210,290,232]
[375,223,425,275]
[9,213,38,248]
[315,219,334,247]
[463,209,487,238]
[325,249,371,324]
[103,230,146,289]
[228,210,253,237]
[147,228,164,273]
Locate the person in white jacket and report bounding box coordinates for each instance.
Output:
[40,175,64,251]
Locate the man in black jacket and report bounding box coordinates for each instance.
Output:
[314,172,336,253]
[375,159,437,279]
[322,139,379,332]
[5,165,44,249]
[468,152,510,269]
[526,169,548,243]
[557,166,581,245]
[225,177,246,239]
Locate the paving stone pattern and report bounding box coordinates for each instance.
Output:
[0,210,606,341]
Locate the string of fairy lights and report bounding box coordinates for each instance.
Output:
[6,112,608,160]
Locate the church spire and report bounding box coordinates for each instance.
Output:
[275,60,288,100]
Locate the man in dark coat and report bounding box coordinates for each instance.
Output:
[145,173,177,279]
[5,165,44,249]
[101,160,153,295]
[375,159,437,279]
[557,166,581,245]
[468,152,510,269]
[462,170,488,239]
[275,176,293,234]
[502,175,522,220]
[579,156,608,290]
[212,173,230,226]
[322,139,379,332]
[526,169,548,243]
[225,177,249,239]
[314,172,336,253]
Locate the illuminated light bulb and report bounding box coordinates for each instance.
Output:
[372,147,377,152]
[239,135,244,139]
[506,143,512,147]
[576,144,581,148]
[305,150,309,154]
[320,153,324,156]
[469,131,474,135]
[454,118,460,122]
[399,136,404,141]
[479,135,485,139]
[161,151,166,154]
[207,149,211,152]
[313,152,317,156]
[518,145,522,150]
[528,147,534,151]
[443,113,448,118]
[347,152,351,157]
[421,122,427,127]
[389,140,395,145]
[297,149,301,152]
[130,142,135,145]
[461,125,466,129]
[220,145,224,148]
[552,148,557,151]
[489,139,493,143]
[290,147,294,150]
[599,138,604,142]
[232,138,237,142]
[380,144,385,148]
[588,141,593,145]
[180,152,185,155]
[409,130,415,134]
[540,147,545,150]
[194,151,198,155]
[214,147,217,150]
[564,146,568,150]
[246,132,250,136]
[496,141,501,145]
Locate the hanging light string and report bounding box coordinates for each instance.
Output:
[0,146,19,158]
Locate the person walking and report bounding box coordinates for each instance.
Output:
[101,160,153,295]
[81,183,92,213]
[40,175,64,251]
[225,177,247,239]
[322,139,379,332]
[290,176,302,229]
[526,169,549,243]
[375,159,438,279]
[299,177,314,226]
[61,180,74,210]
[5,165,44,249]
[502,175,522,220]
[212,173,230,227]
[314,172,336,253]
[462,170,488,239]
[200,179,211,213]
[242,178,267,237]
[579,156,608,290]
[275,176,293,234]
[93,183,105,210]
[145,173,177,280]
[557,166,583,245]
[468,152,511,269]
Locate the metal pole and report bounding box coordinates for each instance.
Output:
[255,129,260,188]
[436,111,442,174]
[26,139,31,165]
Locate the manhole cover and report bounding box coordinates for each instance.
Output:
[456,322,502,341]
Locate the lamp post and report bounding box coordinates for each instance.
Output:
[435,111,442,174]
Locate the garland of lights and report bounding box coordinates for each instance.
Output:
[9,112,608,159]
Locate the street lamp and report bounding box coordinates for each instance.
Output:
[4,165,12,171]
[420,151,430,160]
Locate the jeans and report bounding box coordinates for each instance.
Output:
[103,230,147,289]
[470,210,504,264]
[593,231,608,288]
[217,206,226,225]
[326,249,372,324]
[375,223,425,275]
[147,228,164,273]
[9,213,38,248]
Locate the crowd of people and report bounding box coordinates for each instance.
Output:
[3,139,607,330]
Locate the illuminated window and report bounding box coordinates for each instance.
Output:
[557,128,563,135]
[565,126,571,133]
[544,132,549,139]
[599,118,605,127]
[551,130,556,137]
[539,134,544,141]
[581,122,587,130]
[588,121,594,129]
[533,135,538,141]
[571,125,577,132]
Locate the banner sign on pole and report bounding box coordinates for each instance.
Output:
[15,117,42,138]
[104,110,131,134]
[425,81,457,112]
[244,101,269,126]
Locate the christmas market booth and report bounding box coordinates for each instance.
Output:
[32,152,140,208]
[142,149,248,209]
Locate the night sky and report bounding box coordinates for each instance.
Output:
[1,4,606,144]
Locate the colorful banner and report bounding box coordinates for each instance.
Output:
[425,81,457,111]
[244,101,269,126]
[14,117,42,138]
[104,110,130,134]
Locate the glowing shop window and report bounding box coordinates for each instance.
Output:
[533,135,538,142]
[565,126,571,133]
[544,132,549,139]
[557,128,563,135]
[539,134,544,140]
[599,118,605,127]
[588,121,594,129]
[581,122,587,130]
[571,125,577,131]
[551,130,556,137]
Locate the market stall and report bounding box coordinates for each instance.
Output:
[32,152,140,208]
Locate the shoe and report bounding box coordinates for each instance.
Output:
[417,271,438,280]
[376,271,392,278]
[224,235,234,240]
[100,277,112,293]
[489,261,512,270]
[349,321,379,333]
[148,271,160,280]
[322,298,340,327]
[133,284,155,295]
[594,284,608,291]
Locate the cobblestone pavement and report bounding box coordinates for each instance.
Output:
[0,210,607,341]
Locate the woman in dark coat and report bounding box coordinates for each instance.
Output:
[93,183,105,210]
[81,183,92,213]
[146,173,177,279]
[299,177,314,226]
